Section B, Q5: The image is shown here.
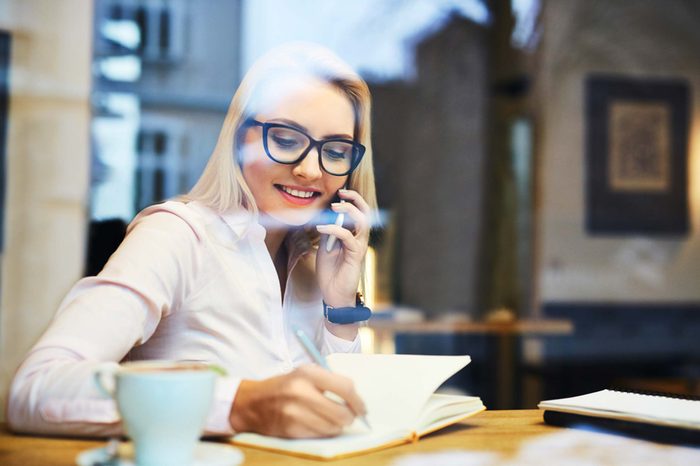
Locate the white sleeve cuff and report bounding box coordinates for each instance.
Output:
[204,376,241,436]
[322,326,361,354]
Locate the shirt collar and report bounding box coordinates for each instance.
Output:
[218,209,264,241]
[218,208,313,255]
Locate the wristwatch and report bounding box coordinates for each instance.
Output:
[323,292,372,324]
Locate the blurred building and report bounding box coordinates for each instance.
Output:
[91,0,242,220]
[372,14,488,318]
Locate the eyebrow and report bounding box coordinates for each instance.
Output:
[269,118,354,140]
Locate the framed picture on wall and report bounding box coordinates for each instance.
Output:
[585,75,690,235]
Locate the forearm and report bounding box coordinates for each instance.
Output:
[9,348,242,437]
[7,348,123,437]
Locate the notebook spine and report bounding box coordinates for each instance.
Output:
[542,410,700,445]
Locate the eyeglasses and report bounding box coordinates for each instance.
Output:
[243,119,366,176]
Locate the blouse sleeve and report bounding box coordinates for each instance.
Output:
[5,206,235,436]
[320,326,362,355]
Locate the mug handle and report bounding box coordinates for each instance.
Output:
[94,365,118,398]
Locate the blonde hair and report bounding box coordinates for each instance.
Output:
[182,42,377,222]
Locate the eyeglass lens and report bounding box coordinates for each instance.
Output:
[267,126,356,175]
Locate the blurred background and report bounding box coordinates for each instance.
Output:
[0,0,699,417]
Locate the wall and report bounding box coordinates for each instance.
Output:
[0,0,93,419]
[535,0,700,305]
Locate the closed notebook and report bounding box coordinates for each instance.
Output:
[231,354,485,460]
[539,389,700,444]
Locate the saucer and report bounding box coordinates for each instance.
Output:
[76,440,244,466]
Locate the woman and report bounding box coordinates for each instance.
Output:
[8,42,378,439]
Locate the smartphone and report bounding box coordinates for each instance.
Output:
[325,185,347,252]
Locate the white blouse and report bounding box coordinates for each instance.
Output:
[7,201,360,437]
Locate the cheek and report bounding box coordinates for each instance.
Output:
[246,159,267,180]
[241,149,275,189]
[320,176,347,203]
[241,161,262,192]
[240,139,261,166]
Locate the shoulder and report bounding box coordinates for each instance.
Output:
[128,201,250,252]
[127,201,218,242]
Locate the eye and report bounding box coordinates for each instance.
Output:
[324,148,348,160]
[271,134,301,149]
[323,142,353,161]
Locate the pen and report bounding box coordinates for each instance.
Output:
[325,200,345,252]
[292,326,372,430]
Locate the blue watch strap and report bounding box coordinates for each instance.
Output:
[323,302,372,324]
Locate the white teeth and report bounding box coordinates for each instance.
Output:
[281,186,315,198]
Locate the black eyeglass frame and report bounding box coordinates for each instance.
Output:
[243,118,366,177]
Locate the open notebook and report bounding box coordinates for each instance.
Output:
[539,389,700,444]
[231,354,485,460]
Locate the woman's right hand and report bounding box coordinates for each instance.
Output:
[228,364,367,438]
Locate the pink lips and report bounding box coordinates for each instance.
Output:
[275,185,320,206]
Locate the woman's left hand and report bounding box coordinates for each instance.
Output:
[315,189,371,312]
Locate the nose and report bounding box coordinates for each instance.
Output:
[292,146,323,181]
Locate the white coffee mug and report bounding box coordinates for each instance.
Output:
[94,360,216,466]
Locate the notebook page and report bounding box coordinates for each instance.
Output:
[232,355,473,459]
[233,426,409,459]
[414,393,484,431]
[328,354,471,432]
[540,390,700,429]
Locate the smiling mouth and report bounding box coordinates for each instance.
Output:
[274,184,321,199]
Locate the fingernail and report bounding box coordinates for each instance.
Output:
[316,225,329,231]
[331,202,343,208]
[339,188,349,193]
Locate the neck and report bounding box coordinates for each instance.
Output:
[261,214,289,259]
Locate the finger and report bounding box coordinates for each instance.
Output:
[300,365,367,418]
[316,225,360,253]
[338,189,371,217]
[280,402,344,438]
[298,388,356,429]
[331,202,369,239]
[285,368,356,434]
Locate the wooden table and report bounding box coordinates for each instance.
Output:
[1,410,695,465]
[368,319,573,408]
[0,411,545,465]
